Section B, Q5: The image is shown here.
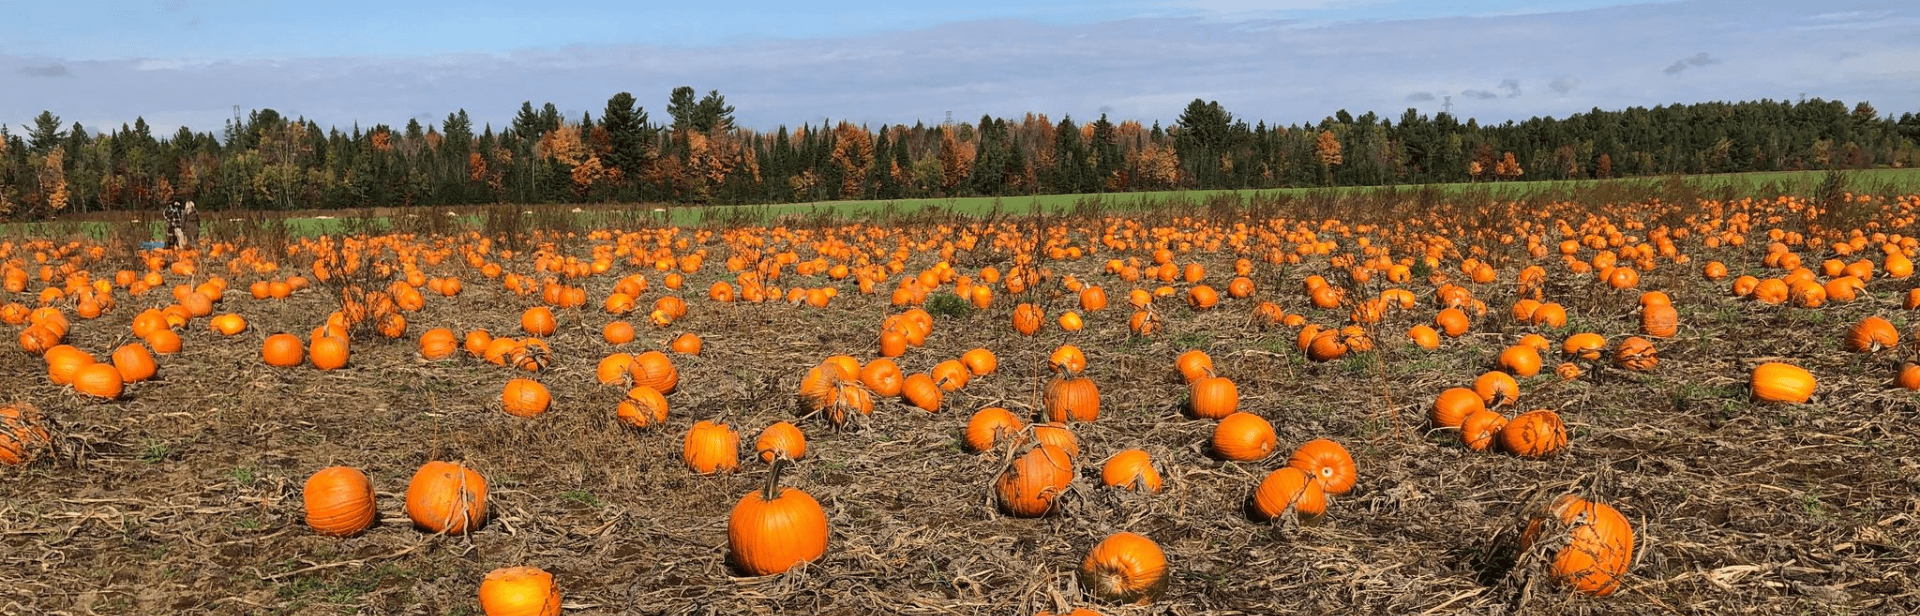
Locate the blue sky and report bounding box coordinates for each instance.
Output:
[3,0,1916,135]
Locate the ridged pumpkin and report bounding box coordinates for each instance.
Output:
[309,336,349,371]
[616,385,669,428]
[628,351,679,394]
[1187,376,1238,419]
[964,407,1024,453]
[1080,532,1168,605]
[754,421,807,463]
[1500,410,1568,458]
[418,328,458,360]
[1845,316,1898,353]
[1460,410,1509,452]
[1044,376,1101,422]
[683,420,740,474]
[1520,494,1634,596]
[901,373,943,412]
[405,461,488,535]
[858,359,904,398]
[1250,467,1327,522]
[303,466,376,537]
[1210,412,1276,461]
[1175,349,1213,383]
[727,460,829,576]
[478,566,562,616]
[1286,438,1356,495]
[995,444,1075,517]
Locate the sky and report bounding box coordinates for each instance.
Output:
[2,0,1917,137]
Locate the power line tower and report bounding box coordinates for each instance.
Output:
[1442,96,1453,115]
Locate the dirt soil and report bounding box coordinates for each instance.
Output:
[2,219,1918,616]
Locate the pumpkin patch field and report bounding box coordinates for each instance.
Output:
[3,189,1919,615]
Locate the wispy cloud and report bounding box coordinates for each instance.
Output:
[1405,91,1435,102]
[1663,52,1720,75]
[1549,77,1579,95]
[17,63,70,77]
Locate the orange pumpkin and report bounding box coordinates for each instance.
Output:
[303,466,377,537]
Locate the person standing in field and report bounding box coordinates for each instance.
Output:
[162,200,200,249]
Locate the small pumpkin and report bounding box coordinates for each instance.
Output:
[1286,438,1356,495]
[1459,409,1509,452]
[405,461,489,535]
[1249,466,1327,522]
[616,385,669,428]
[858,359,905,398]
[419,328,459,360]
[959,347,998,376]
[1497,344,1542,377]
[1049,344,1088,374]
[1641,303,1678,338]
[1499,409,1568,458]
[1187,376,1239,419]
[1100,449,1163,493]
[603,320,635,344]
[1174,349,1213,383]
[964,407,1024,453]
[901,373,944,412]
[110,343,158,383]
[684,420,740,474]
[1474,371,1520,407]
[754,421,807,463]
[501,379,552,417]
[1211,412,1276,461]
[931,359,971,392]
[478,566,562,616]
[210,313,248,336]
[309,335,349,371]
[1079,532,1168,605]
[670,332,703,355]
[520,306,557,336]
[303,466,377,537]
[628,350,679,393]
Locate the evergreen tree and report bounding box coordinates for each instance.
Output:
[601,92,653,180]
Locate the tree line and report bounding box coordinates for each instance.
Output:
[2,89,1917,219]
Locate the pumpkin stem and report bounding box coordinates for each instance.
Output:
[763,457,786,502]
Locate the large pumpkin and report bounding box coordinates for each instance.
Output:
[728,461,829,576]
[995,444,1075,517]
[478,566,562,616]
[1187,376,1239,419]
[1520,494,1634,596]
[1045,376,1101,422]
[1079,532,1168,605]
[1210,412,1276,461]
[1751,362,1815,404]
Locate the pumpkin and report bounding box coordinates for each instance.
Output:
[1044,376,1101,422]
[1407,325,1441,349]
[603,320,635,345]
[1049,344,1088,374]
[1186,285,1219,310]
[1751,362,1815,403]
[520,306,557,336]
[684,420,741,474]
[419,328,458,360]
[1614,336,1658,371]
[210,313,247,336]
[110,343,158,383]
[1249,466,1326,522]
[964,407,1024,453]
[1079,532,1168,605]
[501,379,552,417]
[1175,349,1213,383]
[1128,310,1161,336]
[931,359,971,392]
[0,404,52,465]
[405,460,489,535]
[1640,303,1678,338]
[879,330,908,357]
[1211,412,1276,461]
[669,332,702,355]
[1497,345,1542,378]
[1520,494,1634,596]
[1845,316,1898,353]
[1474,371,1520,407]
[1012,303,1044,336]
[1500,409,1568,458]
[478,566,562,616]
[1562,333,1607,361]
[72,363,125,399]
[960,348,998,376]
[901,373,943,412]
[628,350,679,393]
[45,345,94,386]
[1555,362,1582,380]
[303,466,377,537]
[310,335,349,371]
[1079,286,1109,311]
[465,330,494,356]
[1286,438,1356,495]
[1531,303,1568,328]
[1100,449,1163,493]
[616,385,669,428]
[858,359,905,398]
[144,328,182,354]
[1187,376,1239,419]
[995,444,1075,517]
[1459,410,1509,452]
[1898,363,1920,390]
[1033,422,1081,458]
[728,459,829,576]
[1435,307,1470,337]
[754,421,807,463]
